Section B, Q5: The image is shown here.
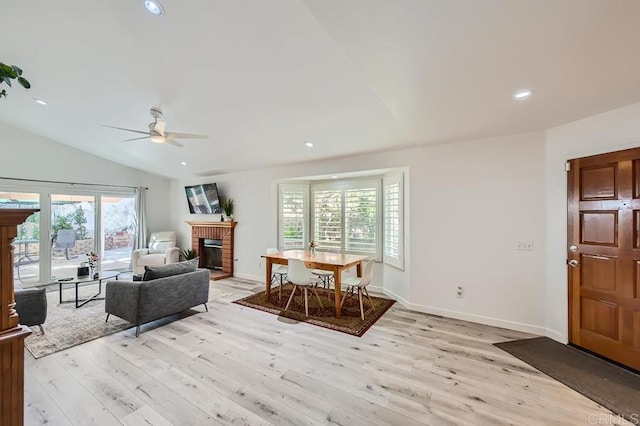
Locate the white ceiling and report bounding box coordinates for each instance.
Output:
[1,0,639,179]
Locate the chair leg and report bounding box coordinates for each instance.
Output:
[304,288,309,317]
[311,287,323,308]
[203,303,209,312]
[285,285,297,311]
[340,288,349,309]
[363,287,375,311]
[358,288,365,321]
[279,275,283,301]
[135,326,141,338]
[37,325,44,335]
[105,313,110,322]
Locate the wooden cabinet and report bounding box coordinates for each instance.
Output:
[0,209,38,426]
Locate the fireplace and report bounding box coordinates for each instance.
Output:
[186,221,236,280]
[202,239,222,270]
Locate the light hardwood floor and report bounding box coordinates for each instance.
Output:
[23,279,629,425]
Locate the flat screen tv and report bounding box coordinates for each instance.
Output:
[185,183,222,214]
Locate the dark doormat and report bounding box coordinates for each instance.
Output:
[495,337,640,422]
[233,283,394,337]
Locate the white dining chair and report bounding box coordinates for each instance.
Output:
[340,259,375,320]
[285,258,323,317]
[267,248,286,301]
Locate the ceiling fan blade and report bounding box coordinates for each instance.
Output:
[164,132,207,139]
[101,124,151,136]
[154,119,167,135]
[164,138,184,148]
[120,136,150,142]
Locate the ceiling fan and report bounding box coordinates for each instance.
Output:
[102,107,207,147]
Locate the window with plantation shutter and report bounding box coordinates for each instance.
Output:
[278,184,308,250]
[311,180,380,257]
[383,173,404,270]
[312,188,342,251]
[344,186,377,254]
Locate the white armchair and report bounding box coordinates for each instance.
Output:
[131,231,180,275]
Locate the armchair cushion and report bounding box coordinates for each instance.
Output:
[131,231,180,275]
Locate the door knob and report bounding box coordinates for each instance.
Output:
[568,259,580,268]
[569,245,579,253]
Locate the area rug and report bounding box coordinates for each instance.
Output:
[24,282,231,358]
[233,283,394,337]
[495,337,640,422]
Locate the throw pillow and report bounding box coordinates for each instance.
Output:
[143,260,197,281]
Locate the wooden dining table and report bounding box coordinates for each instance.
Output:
[262,249,369,318]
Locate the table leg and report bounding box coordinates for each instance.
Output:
[59,282,63,304]
[357,261,362,277]
[334,269,342,318]
[265,259,272,302]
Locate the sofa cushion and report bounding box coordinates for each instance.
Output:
[143,260,198,281]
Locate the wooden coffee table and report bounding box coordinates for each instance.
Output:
[57,270,119,308]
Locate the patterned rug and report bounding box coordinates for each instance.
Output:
[233,283,395,336]
[24,282,231,358]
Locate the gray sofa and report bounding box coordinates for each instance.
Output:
[105,265,210,337]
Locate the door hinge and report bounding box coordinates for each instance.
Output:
[565,162,571,172]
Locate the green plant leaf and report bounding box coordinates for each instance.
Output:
[0,63,14,75]
[17,77,30,89]
[2,77,11,87]
[11,65,23,76]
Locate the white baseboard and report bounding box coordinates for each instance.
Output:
[396,301,547,336]
[544,328,565,343]
[232,273,263,282]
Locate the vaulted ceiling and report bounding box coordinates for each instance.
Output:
[1,0,639,179]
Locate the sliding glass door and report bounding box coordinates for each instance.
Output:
[1,183,137,286]
[101,195,135,271]
[50,194,96,280]
[0,191,41,284]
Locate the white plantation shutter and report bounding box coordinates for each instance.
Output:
[344,186,377,254]
[312,188,342,250]
[278,184,308,250]
[312,180,381,257]
[383,173,404,270]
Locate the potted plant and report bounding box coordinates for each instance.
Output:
[222,198,234,222]
[181,248,197,260]
[0,62,31,99]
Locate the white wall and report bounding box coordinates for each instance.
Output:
[0,121,173,233]
[171,131,548,335]
[544,102,640,342]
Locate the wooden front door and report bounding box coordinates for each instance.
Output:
[568,147,640,371]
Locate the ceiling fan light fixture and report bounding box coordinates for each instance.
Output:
[144,0,164,16]
[150,135,165,143]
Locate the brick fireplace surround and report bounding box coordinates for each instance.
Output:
[186,221,236,280]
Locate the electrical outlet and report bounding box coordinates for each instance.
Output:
[516,241,534,251]
[456,286,463,298]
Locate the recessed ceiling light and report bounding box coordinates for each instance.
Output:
[331,176,338,179]
[34,98,48,106]
[144,0,164,15]
[513,89,532,100]
[180,161,187,166]
[305,142,314,148]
